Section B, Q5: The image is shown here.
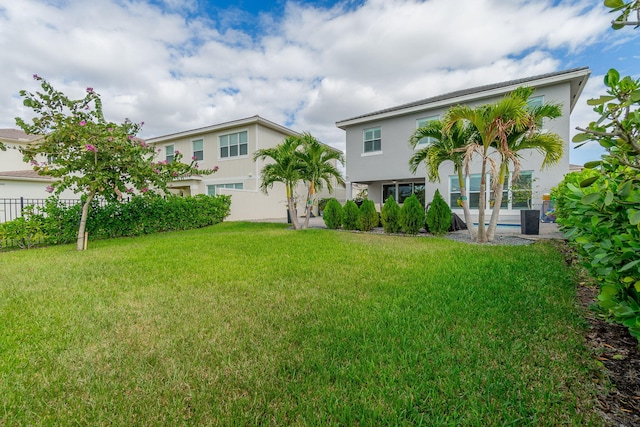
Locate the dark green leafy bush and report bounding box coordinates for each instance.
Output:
[381,196,401,233]
[358,199,379,231]
[426,189,452,236]
[322,198,342,229]
[400,194,425,235]
[341,200,360,230]
[0,194,231,250]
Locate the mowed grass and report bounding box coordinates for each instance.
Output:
[0,222,601,425]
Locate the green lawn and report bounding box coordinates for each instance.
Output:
[0,222,602,425]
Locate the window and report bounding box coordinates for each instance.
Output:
[165,145,175,163]
[415,116,439,146]
[207,183,243,196]
[383,182,425,204]
[192,139,203,161]
[527,96,544,109]
[220,131,248,159]
[363,127,381,153]
[449,171,533,210]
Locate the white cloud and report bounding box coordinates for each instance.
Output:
[0,0,622,166]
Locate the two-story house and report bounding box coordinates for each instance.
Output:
[336,67,591,223]
[147,115,346,221]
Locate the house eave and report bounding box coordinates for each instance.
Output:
[336,67,591,129]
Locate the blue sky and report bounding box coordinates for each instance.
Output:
[0,0,638,166]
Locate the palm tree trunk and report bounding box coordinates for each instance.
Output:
[76,190,96,251]
[286,184,300,230]
[477,158,488,243]
[487,161,508,242]
[458,169,476,240]
[303,182,314,230]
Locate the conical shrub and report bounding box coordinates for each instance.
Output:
[426,189,452,236]
[400,194,425,235]
[381,196,401,233]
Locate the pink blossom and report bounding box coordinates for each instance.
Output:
[107,137,113,142]
[127,135,133,140]
[139,140,148,148]
[157,148,162,153]
[172,172,178,177]
[33,74,40,80]
[45,185,54,193]
[30,160,38,166]
[213,166,219,172]
[174,150,180,155]
[86,87,93,93]
[85,144,97,152]
[126,188,134,194]
[191,156,197,161]
[79,120,87,126]
[141,187,148,193]
[108,127,114,132]
[140,121,145,126]
[163,160,169,165]
[153,168,161,174]
[195,164,199,169]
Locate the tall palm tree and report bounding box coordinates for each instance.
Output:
[408,120,477,239]
[486,91,564,240]
[297,133,345,229]
[444,89,532,243]
[254,136,304,230]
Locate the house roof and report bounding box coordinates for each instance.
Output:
[146,115,300,143]
[0,128,43,143]
[336,67,591,129]
[0,170,53,182]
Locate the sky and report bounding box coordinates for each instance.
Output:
[0,0,638,166]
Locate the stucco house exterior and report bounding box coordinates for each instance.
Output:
[0,129,81,198]
[147,115,346,221]
[336,67,591,223]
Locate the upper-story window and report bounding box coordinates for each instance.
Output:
[165,144,175,163]
[363,127,381,153]
[220,131,248,159]
[192,139,204,161]
[527,96,544,109]
[415,116,439,146]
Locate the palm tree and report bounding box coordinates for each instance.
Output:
[408,120,477,239]
[254,136,304,230]
[486,90,564,240]
[297,133,345,229]
[444,89,532,243]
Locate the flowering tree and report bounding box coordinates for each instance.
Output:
[17,75,215,250]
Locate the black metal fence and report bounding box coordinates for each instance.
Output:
[0,197,82,223]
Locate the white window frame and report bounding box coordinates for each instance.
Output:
[363,127,382,154]
[192,139,204,161]
[207,183,244,196]
[165,144,175,163]
[219,131,248,159]
[449,171,534,210]
[415,115,439,147]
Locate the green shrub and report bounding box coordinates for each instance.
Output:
[381,196,401,233]
[400,194,425,235]
[426,189,452,236]
[358,199,379,231]
[1,194,231,250]
[342,200,360,230]
[0,207,45,249]
[322,198,342,229]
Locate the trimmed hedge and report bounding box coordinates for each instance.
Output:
[426,189,452,236]
[381,196,401,233]
[341,200,360,230]
[322,198,342,229]
[400,194,425,235]
[0,194,231,250]
[358,199,379,231]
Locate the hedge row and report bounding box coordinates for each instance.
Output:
[0,194,231,249]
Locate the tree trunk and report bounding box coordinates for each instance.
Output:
[476,159,488,243]
[286,184,300,230]
[486,162,508,242]
[458,169,476,240]
[76,190,96,251]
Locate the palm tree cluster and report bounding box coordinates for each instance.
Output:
[409,86,564,243]
[254,133,344,230]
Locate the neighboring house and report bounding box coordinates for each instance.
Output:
[336,67,591,223]
[0,129,76,200]
[147,115,346,221]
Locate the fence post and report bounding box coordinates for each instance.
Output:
[20,197,24,215]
